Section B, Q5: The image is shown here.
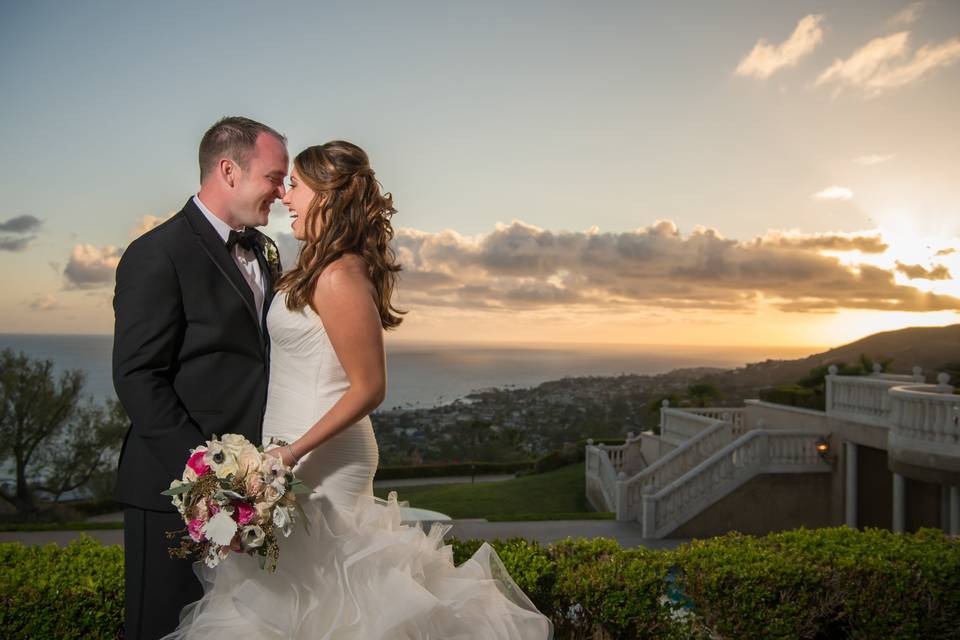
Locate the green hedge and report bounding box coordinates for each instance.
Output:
[674,527,960,639]
[3,527,958,639]
[758,384,826,411]
[374,460,535,480]
[0,536,123,639]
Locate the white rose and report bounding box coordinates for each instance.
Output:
[263,484,282,504]
[254,499,273,522]
[221,433,249,458]
[238,448,262,476]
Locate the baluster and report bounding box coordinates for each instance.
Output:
[934,400,947,444]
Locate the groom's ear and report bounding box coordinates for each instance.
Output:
[219,158,237,188]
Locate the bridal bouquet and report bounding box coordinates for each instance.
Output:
[161,434,310,571]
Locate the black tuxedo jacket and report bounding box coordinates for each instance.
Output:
[112,197,281,511]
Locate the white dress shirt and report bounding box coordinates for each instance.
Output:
[193,194,265,326]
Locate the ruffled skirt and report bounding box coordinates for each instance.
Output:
[163,489,554,639]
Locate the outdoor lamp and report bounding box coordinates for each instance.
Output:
[815,436,831,459]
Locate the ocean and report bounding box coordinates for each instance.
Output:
[0,334,815,410]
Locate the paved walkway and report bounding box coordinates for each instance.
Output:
[1,519,686,550]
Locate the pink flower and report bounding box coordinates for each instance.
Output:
[232,501,255,526]
[187,518,206,542]
[187,449,211,476]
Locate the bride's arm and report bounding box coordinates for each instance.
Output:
[269,255,386,466]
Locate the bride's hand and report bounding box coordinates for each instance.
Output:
[265,445,298,467]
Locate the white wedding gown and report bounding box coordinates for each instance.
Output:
[165,291,554,639]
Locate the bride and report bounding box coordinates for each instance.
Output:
[164,140,554,639]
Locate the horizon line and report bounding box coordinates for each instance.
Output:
[0,331,830,352]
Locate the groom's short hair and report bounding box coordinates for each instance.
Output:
[199,116,287,183]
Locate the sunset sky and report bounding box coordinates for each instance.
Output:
[1,1,958,348]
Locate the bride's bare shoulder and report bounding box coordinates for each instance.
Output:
[314,254,374,300]
[324,253,367,275]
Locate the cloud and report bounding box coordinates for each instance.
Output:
[63,244,122,289]
[0,214,42,251]
[888,2,924,27]
[758,230,887,253]
[895,261,951,280]
[273,232,302,272]
[28,294,62,312]
[816,31,960,97]
[813,186,854,200]
[935,248,956,257]
[853,153,895,165]
[391,220,960,315]
[0,215,42,233]
[130,212,175,239]
[735,14,825,79]
[0,236,35,252]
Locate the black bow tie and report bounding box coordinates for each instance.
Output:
[225,228,258,252]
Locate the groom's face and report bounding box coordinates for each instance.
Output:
[231,133,288,228]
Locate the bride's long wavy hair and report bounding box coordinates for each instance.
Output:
[276,141,405,329]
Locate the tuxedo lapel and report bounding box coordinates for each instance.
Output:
[181,199,262,334]
[252,242,274,332]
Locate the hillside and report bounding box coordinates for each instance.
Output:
[710,324,960,389]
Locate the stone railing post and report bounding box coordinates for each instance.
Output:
[616,471,629,520]
[826,365,838,412]
[937,372,954,393]
[642,495,655,538]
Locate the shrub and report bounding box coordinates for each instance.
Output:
[674,527,960,639]
[758,384,825,411]
[0,535,123,639]
[550,537,687,639]
[3,527,958,639]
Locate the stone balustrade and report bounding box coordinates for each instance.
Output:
[888,377,960,474]
[660,406,722,443]
[641,430,831,538]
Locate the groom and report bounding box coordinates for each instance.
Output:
[112,116,287,638]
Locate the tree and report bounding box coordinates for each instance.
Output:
[686,383,721,408]
[645,393,681,434]
[464,418,493,483]
[0,349,127,513]
[859,353,894,374]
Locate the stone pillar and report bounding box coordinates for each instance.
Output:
[845,442,857,528]
[892,473,906,533]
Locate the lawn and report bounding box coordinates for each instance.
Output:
[372,462,614,520]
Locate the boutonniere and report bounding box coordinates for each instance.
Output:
[258,235,283,282]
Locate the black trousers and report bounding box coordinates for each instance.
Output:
[124,507,204,640]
